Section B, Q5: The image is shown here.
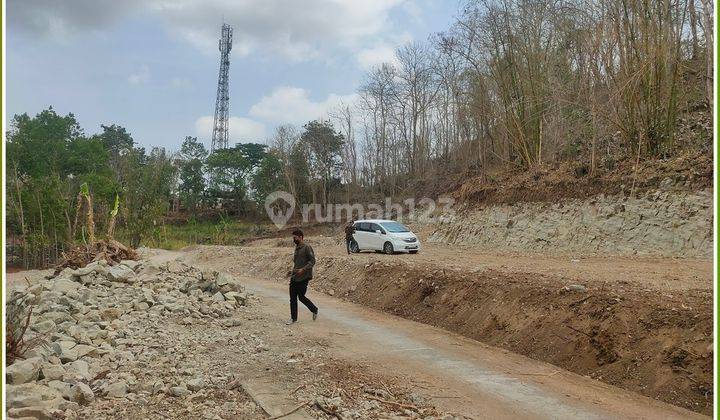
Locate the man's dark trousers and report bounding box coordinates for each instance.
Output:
[346,238,352,254]
[290,280,318,321]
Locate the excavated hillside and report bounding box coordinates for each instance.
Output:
[194,154,714,414]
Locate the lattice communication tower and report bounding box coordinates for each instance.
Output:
[211,23,233,152]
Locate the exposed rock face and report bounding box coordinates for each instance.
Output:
[422,190,713,258]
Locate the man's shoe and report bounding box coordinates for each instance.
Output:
[312,310,318,321]
[285,319,296,325]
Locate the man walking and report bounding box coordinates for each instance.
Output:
[286,228,318,325]
[344,219,356,254]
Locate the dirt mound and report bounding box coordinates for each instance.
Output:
[248,235,342,249]
[203,246,713,415]
[451,152,712,205]
[234,223,342,247]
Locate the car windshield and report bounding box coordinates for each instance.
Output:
[381,221,410,233]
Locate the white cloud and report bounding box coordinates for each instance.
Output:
[357,45,399,70]
[128,65,150,85]
[249,86,358,125]
[194,115,266,142]
[356,32,412,70]
[9,0,146,39]
[149,0,407,59]
[11,0,409,60]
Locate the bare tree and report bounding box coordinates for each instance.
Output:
[329,103,359,201]
[270,125,300,199]
[315,0,709,199]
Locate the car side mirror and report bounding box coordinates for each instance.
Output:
[375,230,383,234]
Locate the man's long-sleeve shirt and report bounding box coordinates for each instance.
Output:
[291,243,315,282]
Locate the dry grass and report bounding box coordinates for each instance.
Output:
[6,290,46,365]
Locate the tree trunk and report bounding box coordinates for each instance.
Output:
[85,192,95,244]
[701,0,713,108]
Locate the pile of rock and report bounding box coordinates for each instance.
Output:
[175,262,251,307]
[5,258,252,419]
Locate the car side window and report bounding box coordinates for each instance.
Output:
[370,223,383,233]
[358,223,369,232]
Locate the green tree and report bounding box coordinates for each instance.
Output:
[180,135,208,161]
[253,152,284,206]
[288,142,311,204]
[206,146,251,215]
[8,107,84,178]
[65,137,116,205]
[98,124,134,158]
[178,136,207,215]
[300,120,344,205]
[236,142,267,169]
[122,147,176,247]
[6,108,181,265]
[94,124,136,186]
[6,108,119,267]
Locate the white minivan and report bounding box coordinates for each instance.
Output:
[349,219,421,254]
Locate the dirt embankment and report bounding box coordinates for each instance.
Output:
[441,152,713,205]
[197,243,713,415]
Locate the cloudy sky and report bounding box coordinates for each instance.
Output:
[7,0,460,151]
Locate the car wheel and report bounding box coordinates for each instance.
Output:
[383,242,394,255]
[409,250,418,254]
[349,240,360,253]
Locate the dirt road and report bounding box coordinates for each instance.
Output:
[173,244,710,419]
